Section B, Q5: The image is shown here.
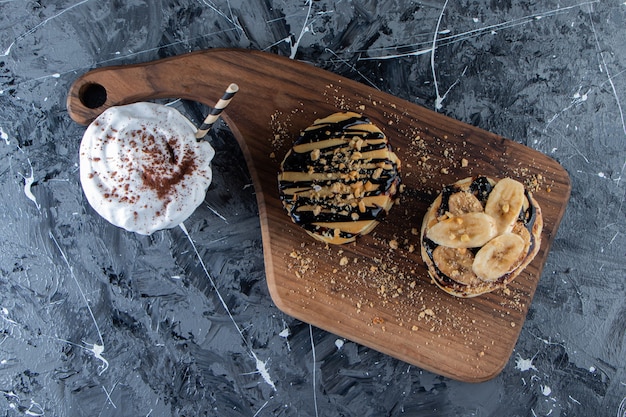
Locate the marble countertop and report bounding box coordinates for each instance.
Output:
[1,1,624,416]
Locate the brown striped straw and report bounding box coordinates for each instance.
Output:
[195,83,239,139]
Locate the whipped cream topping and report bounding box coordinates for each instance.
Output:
[79,102,215,235]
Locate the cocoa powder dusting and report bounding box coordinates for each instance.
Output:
[135,129,198,200]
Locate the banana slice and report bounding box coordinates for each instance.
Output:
[432,246,480,285]
[511,221,532,256]
[472,233,526,281]
[421,176,543,297]
[448,191,484,216]
[484,177,525,235]
[426,212,497,248]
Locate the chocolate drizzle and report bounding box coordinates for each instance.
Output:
[278,112,401,243]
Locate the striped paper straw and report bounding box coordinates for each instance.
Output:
[195,83,239,139]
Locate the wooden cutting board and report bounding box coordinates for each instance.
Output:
[67,48,571,382]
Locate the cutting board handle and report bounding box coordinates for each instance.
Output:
[66,48,323,204]
[68,48,248,124]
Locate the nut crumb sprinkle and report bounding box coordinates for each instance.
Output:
[277,93,536,365]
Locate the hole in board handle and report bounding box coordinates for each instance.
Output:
[79,83,107,109]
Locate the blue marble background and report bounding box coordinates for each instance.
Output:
[0,1,624,416]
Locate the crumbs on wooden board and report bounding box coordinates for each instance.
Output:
[285,234,472,338]
[283,234,529,364]
[273,88,544,362]
[273,85,553,204]
[269,103,306,158]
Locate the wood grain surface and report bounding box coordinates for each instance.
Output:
[66,48,571,382]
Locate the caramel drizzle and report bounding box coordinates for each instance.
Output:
[278,113,401,241]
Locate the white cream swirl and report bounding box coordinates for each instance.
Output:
[79,102,215,235]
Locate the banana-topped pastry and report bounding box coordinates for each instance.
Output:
[420,176,543,297]
[278,112,401,244]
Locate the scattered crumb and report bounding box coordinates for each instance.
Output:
[276,94,540,366]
